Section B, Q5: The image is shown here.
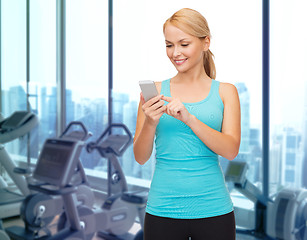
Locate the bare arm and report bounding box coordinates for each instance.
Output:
[133,83,166,165]
[188,83,241,160]
[163,83,241,160]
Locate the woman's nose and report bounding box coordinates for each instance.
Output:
[173,47,181,57]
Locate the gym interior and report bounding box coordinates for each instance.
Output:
[1,0,307,240]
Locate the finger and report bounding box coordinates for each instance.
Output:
[140,93,145,105]
[166,102,177,113]
[149,106,165,120]
[174,108,181,116]
[143,101,165,118]
[156,110,165,119]
[173,106,182,114]
[166,106,172,116]
[172,108,179,115]
[147,100,165,113]
[153,106,166,119]
[161,96,172,102]
[155,100,166,109]
[155,105,166,115]
[145,94,163,107]
[166,103,181,116]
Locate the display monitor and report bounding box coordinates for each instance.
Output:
[225,161,248,185]
[33,139,79,187]
[1,111,32,131]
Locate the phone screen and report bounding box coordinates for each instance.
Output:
[139,80,159,102]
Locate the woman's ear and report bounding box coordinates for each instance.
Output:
[203,37,210,51]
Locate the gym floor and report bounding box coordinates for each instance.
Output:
[2,215,141,240]
[3,216,265,240]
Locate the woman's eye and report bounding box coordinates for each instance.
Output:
[181,44,189,47]
[166,45,173,48]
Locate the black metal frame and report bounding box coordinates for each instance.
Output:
[56,0,67,136]
[0,0,2,113]
[262,0,270,199]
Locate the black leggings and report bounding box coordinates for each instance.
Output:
[144,211,236,240]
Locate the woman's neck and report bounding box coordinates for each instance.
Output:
[173,69,211,84]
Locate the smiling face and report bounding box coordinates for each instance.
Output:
[164,23,210,74]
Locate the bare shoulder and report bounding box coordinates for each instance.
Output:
[219,82,239,104]
[154,81,162,94]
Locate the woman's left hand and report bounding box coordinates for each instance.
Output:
[162,96,193,125]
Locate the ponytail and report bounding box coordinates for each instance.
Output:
[204,49,216,79]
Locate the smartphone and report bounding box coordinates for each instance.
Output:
[139,80,159,102]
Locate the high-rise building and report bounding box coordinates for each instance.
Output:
[302,82,307,188]
[123,100,138,176]
[66,89,75,125]
[270,135,282,193]
[40,86,57,142]
[122,100,155,180]
[112,92,129,124]
[249,128,262,183]
[235,83,250,153]
[281,128,303,188]
[76,97,108,169]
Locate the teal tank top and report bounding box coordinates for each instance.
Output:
[146,79,233,219]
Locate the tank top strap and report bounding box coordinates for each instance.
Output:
[210,79,224,109]
[211,79,220,96]
[160,79,171,96]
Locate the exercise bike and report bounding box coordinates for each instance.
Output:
[6,121,95,240]
[85,123,147,240]
[57,123,147,239]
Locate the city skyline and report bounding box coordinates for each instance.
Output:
[1,82,306,191]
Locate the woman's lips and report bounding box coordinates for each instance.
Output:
[174,58,187,65]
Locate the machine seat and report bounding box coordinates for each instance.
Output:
[121,190,148,205]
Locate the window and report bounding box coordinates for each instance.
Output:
[29,0,57,156]
[285,169,295,183]
[1,0,27,115]
[270,0,307,190]
[3,2,306,228]
[1,1,57,161]
[1,0,28,159]
[286,152,296,166]
[65,0,108,169]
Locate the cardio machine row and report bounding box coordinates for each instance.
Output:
[3,119,147,240]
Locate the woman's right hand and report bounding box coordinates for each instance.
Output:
[141,93,166,127]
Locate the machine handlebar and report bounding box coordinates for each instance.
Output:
[86,123,132,157]
[60,121,92,141]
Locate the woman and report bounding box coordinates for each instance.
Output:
[133,8,240,240]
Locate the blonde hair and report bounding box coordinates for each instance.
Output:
[163,8,216,79]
